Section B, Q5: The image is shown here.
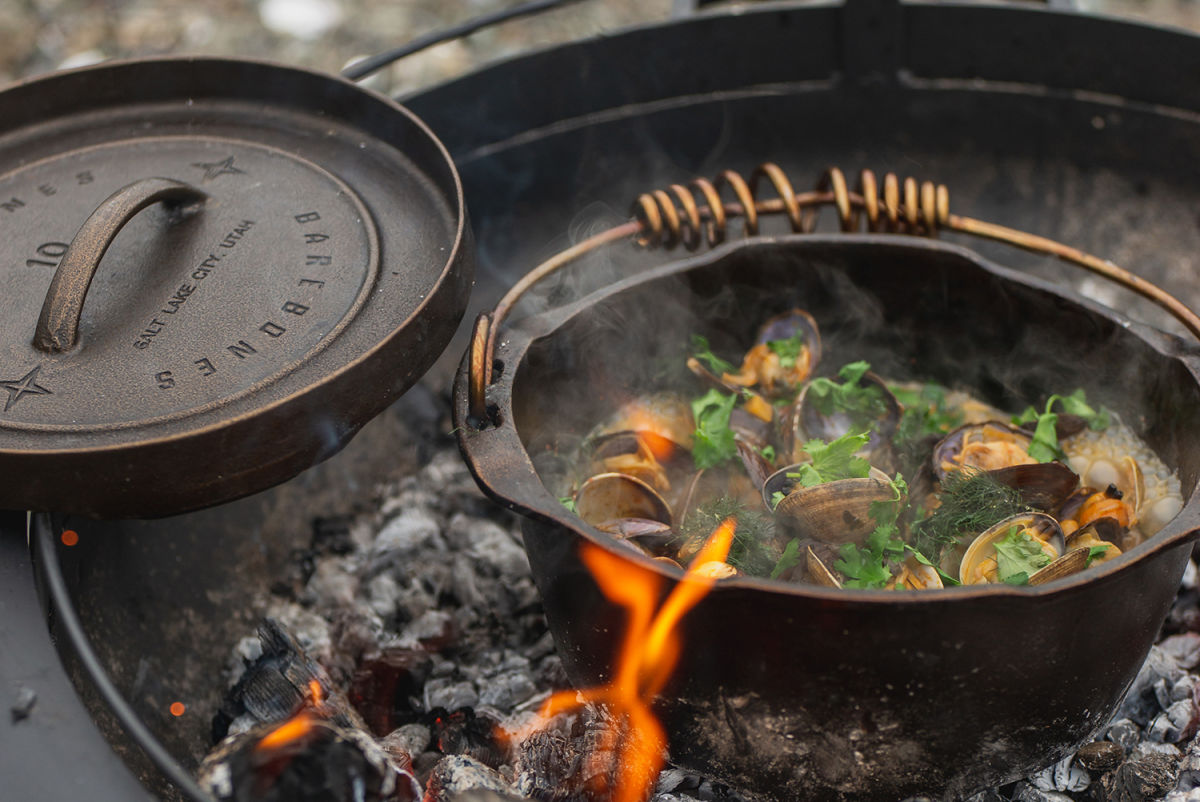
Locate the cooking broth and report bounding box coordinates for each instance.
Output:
[561,310,1183,590]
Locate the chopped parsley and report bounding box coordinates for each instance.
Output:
[770,539,802,580]
[691,389,739,470]
[1086,544,1112,566]
[993,526,1052,585]
[689,334,735,376]
[766,333,806,369]
[806,361,889,423]
[892,383,963,441]
[1012,389,1110,463]
[833,473,909,589]
[559,496,577,514]
[788,430,872,488]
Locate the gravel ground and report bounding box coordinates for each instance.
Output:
[3,0,1200,91]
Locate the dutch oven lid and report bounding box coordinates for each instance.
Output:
[0,57,471,517]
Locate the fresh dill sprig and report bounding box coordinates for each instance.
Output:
[680,496,775,576]
[911,470,1029,562]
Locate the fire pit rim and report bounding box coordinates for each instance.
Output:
[456,232,1200,603]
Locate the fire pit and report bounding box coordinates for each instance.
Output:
[10,2,1200,802]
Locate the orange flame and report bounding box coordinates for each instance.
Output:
[534,517,736,802]
[253,679,326,753]
[255,712,315,752]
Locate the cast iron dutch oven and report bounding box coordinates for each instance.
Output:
[455,233,1200,801]
[0,57,471,516]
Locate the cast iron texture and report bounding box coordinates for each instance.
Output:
[0,57,472,517]
[455,236,1200,801]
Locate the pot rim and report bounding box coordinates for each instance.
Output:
[456,233,1200,604]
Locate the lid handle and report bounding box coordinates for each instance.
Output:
[33,177,207,354]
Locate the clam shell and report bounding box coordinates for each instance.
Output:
[806,546,843,588]
[959,512,1064,585]
[592,393,694,453]
[796,370,901,449]
[1028,547,1089,586]
[989,461,1079,511]
[575,473,673,528]
[593,517,676,556]
[932,422,1034,482]
[771,466,900,545]
[888,554,944,591]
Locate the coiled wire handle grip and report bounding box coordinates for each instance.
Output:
[467,163,1200,426]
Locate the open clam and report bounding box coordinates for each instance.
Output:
[722,309,822,396]
[933,422,1079,510]
[793,367,901,470]
[574,472,673,530]
[887,554,944,591]
[766,464,901,545]
[959,512,1065,585]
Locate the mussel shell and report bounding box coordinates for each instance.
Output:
[755,309,822,373]
[771,466,900,545]
[932,421,1033,483]
[959,512,1064,585]
[575,473,673,528]
[796,370,901,448]
[990,461,1080,511]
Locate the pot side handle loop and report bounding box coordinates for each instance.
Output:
[32,177,207,354]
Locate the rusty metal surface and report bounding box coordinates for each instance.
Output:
[0,57,472,517]
[455,236,1200,800]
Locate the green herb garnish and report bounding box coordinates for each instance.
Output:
[1086,544,1112,566]
[771,539,802,580]
[905,545,961,586]
[759,445,776,462]
[680,496,775,576]
[788,430,872,488]
[992,526,1052,585]
[1012,389,1110,463]
[911,470,1029,561]
[770,490,786,509]
[892,383,964,441]
[691,389,739,470]
[766,333,806,369]
[689,334,735,375]
[559,496,577,514]
[833,473,908,589]
[806,361,889,424]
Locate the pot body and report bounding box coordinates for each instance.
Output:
[457,235,1200,800]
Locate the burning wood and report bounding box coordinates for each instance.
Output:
[199,620,421,802]
[504,519,735,802]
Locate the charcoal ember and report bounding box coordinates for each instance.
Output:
[423,755,517,801]
[429,707,508,768]
[1147,699,1198,743]
[214,619,359,741]
[381,723,432,766]
[1118,647,1188,726]
[1095,752,1179,802]
[963,791,1008,802]
[1166,589,1200,635]
[1162,635,1200,671]
[478,655,538,710]
[446,792,527,802]
[198,717,421,802]
[447,514,530,578]
[425,678,480,712]
[1133,742,1184,761]
[1108,719,1145,752]
[371,508,445,565]
[1012,783,1073,802]
[1077,740,1126,773]
[1165,790,1200,802]
[350,648,434,735]
[1028,755,1090,792]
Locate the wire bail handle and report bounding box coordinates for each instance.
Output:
[467,163,1200,426]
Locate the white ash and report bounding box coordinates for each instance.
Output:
[210,432,1200,802]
